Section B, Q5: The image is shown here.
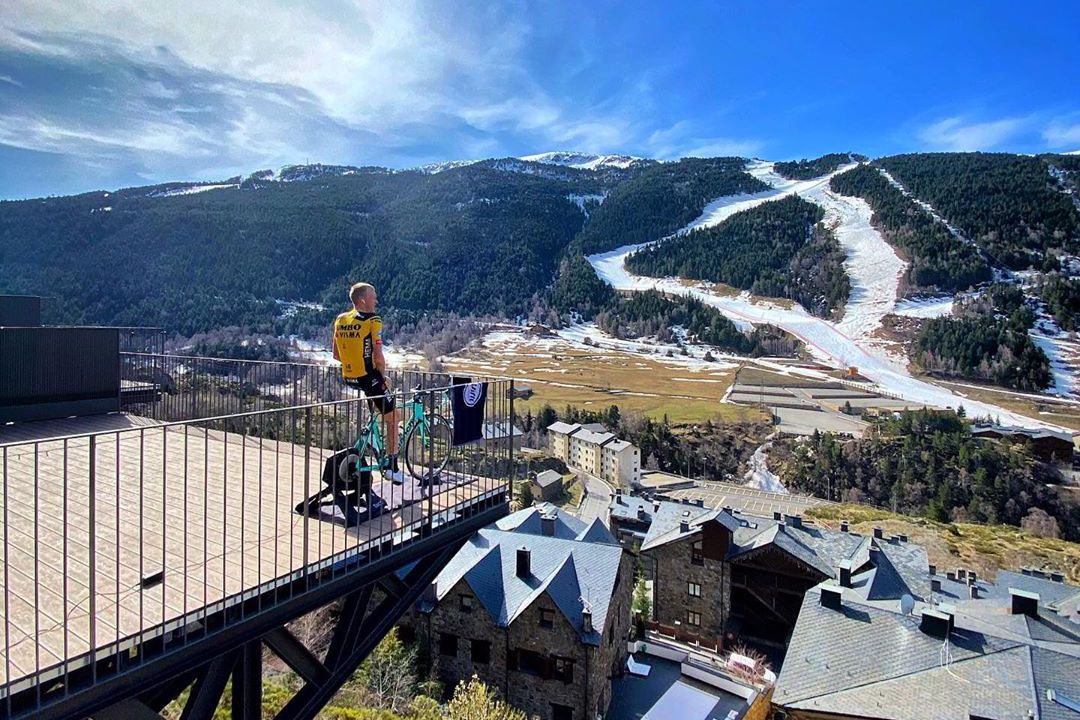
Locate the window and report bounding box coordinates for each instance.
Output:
[460,594,474,613]
[539,608,555,629]
[551,702,574,720]
[691,540,704,566]
[512,648,546,676]
[471,639,491,664]
[688,582,702,598]
[553,656,574,684]
[438,633,458,657]
[687,611,701,627]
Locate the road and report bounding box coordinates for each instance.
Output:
[574,471,614,525]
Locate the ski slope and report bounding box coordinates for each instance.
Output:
[587,161,1068,431]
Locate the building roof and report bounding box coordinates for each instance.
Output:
[971,423,1075,444]
[533,469,563,488]
[608,494,656,524]
[428,509,624,645]
[573,428,616,446]
[481,421,523,440]
[546,421,580,436]
[579,422,608,433]
[603,438,634,453]
[633,499,928,597]
[774,570,1080,720]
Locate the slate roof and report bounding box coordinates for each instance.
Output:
[573,428,615,446]
[427,506,623,646]
[533,469,562,488]
[775,574,1080,720]
[633,499,927,598]
[608,494,656,524]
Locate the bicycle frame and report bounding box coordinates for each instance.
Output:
[351,395,432,473]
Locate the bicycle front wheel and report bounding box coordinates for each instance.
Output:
[405,413,453,481]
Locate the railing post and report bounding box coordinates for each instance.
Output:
[292,364,299,409]
[302,406,312,588]
[508,379,515,506]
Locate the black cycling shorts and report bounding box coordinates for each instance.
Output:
[344,371,396,415]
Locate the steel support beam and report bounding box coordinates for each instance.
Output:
[180,653,235,720]
[274,542,464,720]
[231,641,262,720]
[263,628,329,686]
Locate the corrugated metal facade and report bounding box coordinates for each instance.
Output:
[0,327,120,421]
[0,295,42,327]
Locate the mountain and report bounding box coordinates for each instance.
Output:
[518,151,650,171]
[4,150,1080,346]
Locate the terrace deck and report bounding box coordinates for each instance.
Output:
[0,414,498,694]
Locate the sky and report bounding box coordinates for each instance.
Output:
[1,0,1079,199]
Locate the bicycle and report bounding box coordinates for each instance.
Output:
[296,385,453,526]
[338,384,454,486]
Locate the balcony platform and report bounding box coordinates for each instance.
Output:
[0,413,502,695]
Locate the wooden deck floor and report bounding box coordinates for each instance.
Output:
[0,415,501,691]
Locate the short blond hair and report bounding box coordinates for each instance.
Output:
[349,282,374,306]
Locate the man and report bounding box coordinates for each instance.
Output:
[333,282,402,476]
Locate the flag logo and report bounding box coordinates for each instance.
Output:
[463,382,484,407]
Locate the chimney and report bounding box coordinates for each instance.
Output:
[929,564,937,576]
[679,521,690,533]
[636,506,646,520]
[1009,588,1039,617]
[773,511,783,521]
[694,499,704,508]
[957,569,967,581]
[582,606,593,634]
[516,547,531,578]
[888,535,900,544]
[820,586,843,611]
[898,534,908,543]
[1050,571,1065,583]
[840,520,849,533]
[1021,567,1033,576]
[541,515,556,537]
[868,546,881,566]
[931,578,941,592]
[1032,569,1048,579]
[969,584,980,599]
[946,571,956,581]
[615,488,623,496]
[873,527,884,539]
[968,571,977,584]
[838,559,853,588]
[653,500,661,512]
[920,607,954,638]
[786,514,803,529]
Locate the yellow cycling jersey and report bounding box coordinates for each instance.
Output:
[334,309,382,379]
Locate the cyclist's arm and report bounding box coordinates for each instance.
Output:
[373,318,387,376]
[332,333,340,362]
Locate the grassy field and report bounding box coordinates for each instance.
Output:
[443,339,766,425]
[807,504,1080,584]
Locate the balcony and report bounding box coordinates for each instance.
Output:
[0,339,515,717]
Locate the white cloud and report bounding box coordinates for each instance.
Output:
[1043,120,1080,150]
[918,116,1025,151]
[643,120,762,160]
[0,74,23,87]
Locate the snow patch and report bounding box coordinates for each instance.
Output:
[893,297,955,318]
[743,436,786,493]
[520,151,644,171]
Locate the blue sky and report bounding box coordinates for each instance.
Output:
[1,0,1079,199]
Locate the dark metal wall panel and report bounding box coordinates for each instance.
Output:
[0,296,42,327]
[0,327,120,421]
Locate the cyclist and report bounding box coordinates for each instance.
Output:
[333,282,402,477]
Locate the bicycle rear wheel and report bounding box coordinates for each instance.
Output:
[405,413,453,481]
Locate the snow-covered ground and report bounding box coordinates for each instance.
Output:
[893,297,955,318]
[743,435,786,493]
[288,337,422,369]
[587,162,1071,431]
[153,183,237,197]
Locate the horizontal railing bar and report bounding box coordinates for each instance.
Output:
[0,378,503,449]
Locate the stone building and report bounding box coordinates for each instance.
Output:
[546,421,640,486]
[622,497,929,648]
[403,504,633,720]
[531,469,563,502]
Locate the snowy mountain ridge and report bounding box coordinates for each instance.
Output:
[518,151,646,170]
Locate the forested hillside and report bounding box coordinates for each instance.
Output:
[913,284,1051,391]
[0,165,597,334]
[773,153,856,180]
[1039,273,1080,331]
[625,195,849,317]
[829,164,991,292]
[573,157,768,255]
[772,409,1078,541]
[876,153,1080,269]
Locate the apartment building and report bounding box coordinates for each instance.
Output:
[546,421,640,486]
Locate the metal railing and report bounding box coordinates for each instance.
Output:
[0,374,515,717]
